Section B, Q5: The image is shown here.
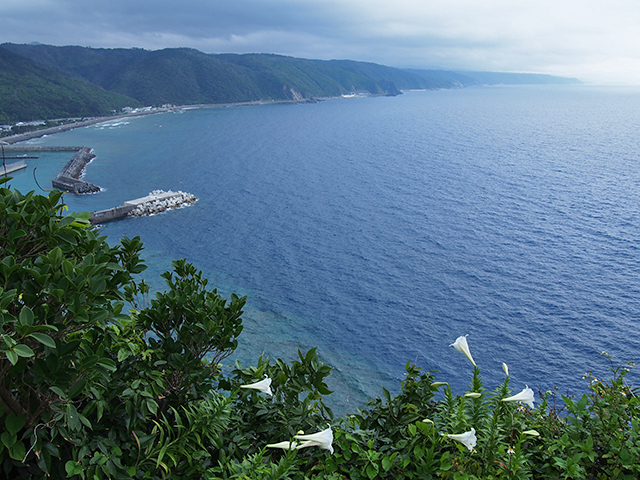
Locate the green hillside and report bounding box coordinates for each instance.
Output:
[1,43,582,124]
[2,44,419,107]
[0,46,140,124]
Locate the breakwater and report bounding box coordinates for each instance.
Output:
[2,141,197,223]
[90,190,197,225]
[3,161,27,174]
[1,145,83,152]
[51,147,101,194]
[1,143,100,194]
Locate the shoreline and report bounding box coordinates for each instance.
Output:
[0,97,326,145]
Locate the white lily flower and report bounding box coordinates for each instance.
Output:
[450,335,476,367]
[502,363,509,377]
[445,428,477,451]
[294,426,334,454]
[502,386,535,409]
[522,429,540,437]
[465,392,481,398]
[240,375,272,396]
[431,382,449,387]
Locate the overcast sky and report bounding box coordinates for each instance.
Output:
[2,0,639,84]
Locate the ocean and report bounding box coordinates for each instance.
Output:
[7,85,640,412]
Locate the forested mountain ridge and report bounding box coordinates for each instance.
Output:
[0,46,140,124]
[1,43,581,123]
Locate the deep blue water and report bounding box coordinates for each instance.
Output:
[8,85,640,412]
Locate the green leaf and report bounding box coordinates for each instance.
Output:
[2,335,17,349]
[13,344,35,358]
[5,413,25,435]
[145,398,158,416]
[18,306,34,326]
[50,386,68,399]
[317,384,333,395]
[8,440,26,461]
[65,460,84,476]
[117,348,131,362]
[67,404,80,431]
[29,332,57,349]
[1,432,16,449]
[69,379,87,399]
[4,349,18,365]
[79,414,92,430]
[96,358,117,372]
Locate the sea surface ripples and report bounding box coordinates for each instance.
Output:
[11,85,640,412]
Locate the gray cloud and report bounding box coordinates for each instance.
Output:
[2,0,639,84]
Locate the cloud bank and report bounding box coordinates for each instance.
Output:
[2,0,639,84]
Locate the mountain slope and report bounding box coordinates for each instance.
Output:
[1,43,583,124]
[2,44,420,106]
[0,46,140,124]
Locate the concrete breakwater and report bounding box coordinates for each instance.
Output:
[3,161,27,174]
[2,145,84,152]
[51,147,101,194]
[126,190,197,216]
[3,129,197,225]
[90,190,197,224]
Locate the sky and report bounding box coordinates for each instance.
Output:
[2,0,640,84]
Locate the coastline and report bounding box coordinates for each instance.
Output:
[0,97,325,145]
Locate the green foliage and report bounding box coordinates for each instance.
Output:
[134,258,246,404]
[0,46,139,124]
[2,43,434,110]
[1,183,638,479]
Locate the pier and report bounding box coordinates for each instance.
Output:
[1,145,84,152]
[2,138,196,225]
[51,146,101,194]
[1,143,100,194]
[2,161,27,174]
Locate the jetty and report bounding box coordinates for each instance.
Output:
[51,146,101,194]
[2,136,197,225]
[3,161,27,174]
[90,190,197,224]
[1,145,83,152]
[2,143,100,194]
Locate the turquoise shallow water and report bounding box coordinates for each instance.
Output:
[7,85,640,412]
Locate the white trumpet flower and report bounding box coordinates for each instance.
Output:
[502,363,509,377]
[502,386,535,409]
[294,427,334,454]
[240,375,272,396]
[266,441,307,450]
[445,428,477,451]
[450,335,477,367]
